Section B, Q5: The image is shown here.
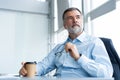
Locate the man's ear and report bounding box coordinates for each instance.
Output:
[64,26,67,29]
[63,23,67,29]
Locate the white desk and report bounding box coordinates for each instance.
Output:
[0,74,114,80]
[20,77,114,80]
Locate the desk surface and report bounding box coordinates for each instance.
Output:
[0,74,114,80]
[20,77,114,80]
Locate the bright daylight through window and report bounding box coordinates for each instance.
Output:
[92,1,120,57]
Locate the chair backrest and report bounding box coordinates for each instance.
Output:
[100,37,120,80]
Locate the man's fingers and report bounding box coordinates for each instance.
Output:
[65,42,73,52]
[21,62,26,65]
[65,42,80,60]
[19,62,27,76]
[19,67,27,76]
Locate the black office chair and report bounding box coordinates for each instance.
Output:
[100,37,120,80]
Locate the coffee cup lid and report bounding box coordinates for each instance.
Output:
[25,61,36,64]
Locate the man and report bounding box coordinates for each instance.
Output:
[19,7,113,78]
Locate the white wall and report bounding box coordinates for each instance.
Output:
[0,0,50,74]
[0,0,49,14]
[0,10,49,74]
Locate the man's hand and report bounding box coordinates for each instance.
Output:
[65,42,80,60]
[19,62,27,76]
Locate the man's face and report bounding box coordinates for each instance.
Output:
[63,10,83,34]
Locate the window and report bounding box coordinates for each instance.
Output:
[91,1,120,57]
[91,0,109,11]
[36,0,46,2]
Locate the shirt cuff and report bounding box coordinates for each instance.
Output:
[77,55,90,67]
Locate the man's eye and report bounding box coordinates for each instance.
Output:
[66,16,73,20]
[76,15,81,19]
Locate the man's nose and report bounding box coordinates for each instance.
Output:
[73,17,78,23]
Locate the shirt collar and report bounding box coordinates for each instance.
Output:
[64,31,88,44]
[77,31,87,42]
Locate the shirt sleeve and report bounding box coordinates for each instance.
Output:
[36,44,62,76]
[77,38,113,77]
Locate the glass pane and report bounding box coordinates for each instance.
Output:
[92,1,120,57]
[36,0,46,2]
[91,0,109,10]
[69,0,82,11]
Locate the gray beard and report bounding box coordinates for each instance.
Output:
[67,25,82,34]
